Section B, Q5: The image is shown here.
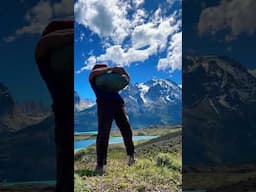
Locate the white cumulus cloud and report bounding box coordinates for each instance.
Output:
[75,0,131,44]
[198,0,256,41]
[3,0,73,43]
[97,44,157,67]
[157,32,182,72]
[132,12,180,51]
[77,56,97,73]
[75,0,182,73]
[133,0,144,8]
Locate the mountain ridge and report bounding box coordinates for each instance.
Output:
[183,55,256,165]
[74,91,95,112]
[75,78,181,132]
[0,83,50,133]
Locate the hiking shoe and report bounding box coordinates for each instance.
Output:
[94,164,105,175]
[127,155,136,166]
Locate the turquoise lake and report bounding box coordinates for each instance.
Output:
[74,135,158,151]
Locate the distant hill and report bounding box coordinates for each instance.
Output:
[0,116,55,182]
[75,79,181,132]
[0,82,55,182]
[74,127,181,192]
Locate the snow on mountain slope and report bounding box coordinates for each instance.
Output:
[183,56,256,165]
[121,79,181,107]
[74,91,95,112]
[183,56,256,110]
[75,79,181,132]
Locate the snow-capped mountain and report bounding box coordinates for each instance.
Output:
[75,79,181,132]
[183,56,256,165]
[74,91,95,112]
[183,55,256,111]
[0,83,50,133]
[121,79,181,106]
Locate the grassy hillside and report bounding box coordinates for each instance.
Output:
[74,127,181,192]
[1,126,181,192]
[0,117,56,183]
[183,163,256,191]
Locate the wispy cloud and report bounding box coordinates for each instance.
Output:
[3,0,73,43]
[198,0,256,41]
[167,0,181,6]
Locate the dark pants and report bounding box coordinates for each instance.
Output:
[52,101,74,192]
[96,101,134,166]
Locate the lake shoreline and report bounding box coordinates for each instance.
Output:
[74,125,181,140]
[74,128,182,191]
[74,135,159,152]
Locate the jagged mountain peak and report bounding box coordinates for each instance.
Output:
[74,91,95,112]
[141,78,180,88]
[183,56,256,165]
[0,83,51,133]
[121,78,181,103]
[75,78,181,131]
[184,55,250,76]
[183,56,256,109]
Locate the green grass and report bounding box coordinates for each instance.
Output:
[74,127,181,192]
[183,164,256,190]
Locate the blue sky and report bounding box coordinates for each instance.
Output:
[183,0,256,70]
[0,0,73,106]
[1,0,255,105]
[74,0,182,99]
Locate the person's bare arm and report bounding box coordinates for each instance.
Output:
[89,66,130,82]
[35,29,74,63]
[89,67,109,81]
[111,67,130,81]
